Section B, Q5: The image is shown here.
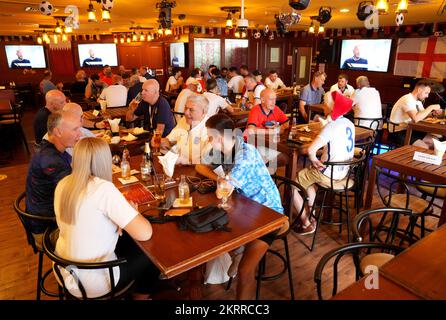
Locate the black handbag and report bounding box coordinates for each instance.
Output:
[177,205,231,233]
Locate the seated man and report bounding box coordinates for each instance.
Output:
[99,65,114,86]
[210,68,228,98]
[126,79,175,137]
[39,70,57,95]
[330,74,354,98]
[127,75,143,105]
[34,89,66,144]
[264,70,287,91]
[174,79,199,121]
[293,92,355,235]
[299,71,326,123]
[203,79,234,117]
[242,75,266,109]
[42,103,96,155]
[85,73,107,100]
[165,67,184,93]
[227,67,245,96]
[185,68,205,93]
[245,89,289,171]
[26,111,82,235]
[195,113,287,300]
[352,76,382,130]
[98,75,127,108]
[390,79,442,146]
[160,94,210,165]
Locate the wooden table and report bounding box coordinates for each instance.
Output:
[404,120,446,145]
[380,225,446,299]
[276,91,298,109]
[84,107,128,123]
[364,145,446,227]
[331,273,420,300]
[114,157,287,281]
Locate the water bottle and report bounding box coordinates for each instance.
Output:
[178,175,190,204]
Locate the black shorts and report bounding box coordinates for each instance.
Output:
[258,228,281,246]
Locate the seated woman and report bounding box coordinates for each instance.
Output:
[53,137,156,299]
[196,113,288,299]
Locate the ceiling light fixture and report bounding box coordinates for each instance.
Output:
[318,24,324,33]
[340,9,349,13]
[235,0,248,38]
[376,0,389,15]
[308,20,315,33]
[101,9,111,22]
[37,36,43,44]
[226,13,233,29]
[132,33,137,41]
[396,0,408,13]
[114,35,118,43]
[165,28,172,35]
[126,35,131,43]
[62,34,68,42]
[140,33,145,41]
[65,26,73,33]
[87,1,96,22]
[54,22,62,34]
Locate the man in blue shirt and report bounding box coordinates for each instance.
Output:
[26,111,82,235]
[196,113,287,299]
[10,49,31,68]
[211,68,228,98]
[299,71,326,123]
[342,45,368,71]
[126,79,175,137]
[82,48,103,67]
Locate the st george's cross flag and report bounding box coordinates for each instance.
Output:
[394,37,446,79]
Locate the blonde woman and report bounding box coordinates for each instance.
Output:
[54,137,155,299]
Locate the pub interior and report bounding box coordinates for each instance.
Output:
[0,0,446,304]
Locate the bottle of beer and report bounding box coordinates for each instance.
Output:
[121,145,131,180]
[141,142,152,182]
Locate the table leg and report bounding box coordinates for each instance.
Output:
[364,159,377,209]
[404,127,412,145]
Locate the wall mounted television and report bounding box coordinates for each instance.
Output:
[78,43,118,67]
[5,45,46,69]
[339,39,392,72]
[169,42,187,68]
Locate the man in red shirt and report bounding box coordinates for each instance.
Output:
[99,65,114,86]
[245,88,289,173]
[246,89,289,134]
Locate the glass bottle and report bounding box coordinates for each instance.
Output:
[121,145,131,179]
[140,143,152,183]
[178,175,190,204]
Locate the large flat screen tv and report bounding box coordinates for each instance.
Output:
[78,43,118,67]
[5,45,46,69]
[170,42,187,68]
[339,39,392,72]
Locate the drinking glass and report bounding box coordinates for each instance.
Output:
[153,173,166,201]
[134,92,143,104]
[152,130,162,155]
[216,178,232,210]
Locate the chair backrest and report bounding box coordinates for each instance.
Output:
[0,89,16,104]
[42,228,132,300]
[375,166,446,215]
[353,116,385,132]
[0,98,12,113]
[323,153,367,191]
[352,207,418,247]
[271,174,309,233]
[13,192,56,253]
[314,242,404,300]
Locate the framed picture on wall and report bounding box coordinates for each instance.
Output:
[270,47,280,63]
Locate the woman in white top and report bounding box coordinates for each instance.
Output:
[53,137,154,299]
[165,67,183,93]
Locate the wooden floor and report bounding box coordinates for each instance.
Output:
[0,109,441,300]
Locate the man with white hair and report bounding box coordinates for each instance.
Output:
[34,89,66,144]
[351,76,382,130]
[161,94,210,164]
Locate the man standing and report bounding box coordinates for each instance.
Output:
[34,89,66,144]
[126,79,175,137]
[162,94,211,164]
[342,45,368,71]
[265,70,287,91]
[299,71,326,123]
[26,111,82,234]
[330,74,355,98]
[390,79,442,145]
[293,92,355,235]
[351,76,382,130]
